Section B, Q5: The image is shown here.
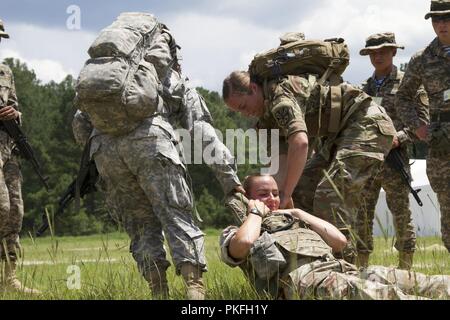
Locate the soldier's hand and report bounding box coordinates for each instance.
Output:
[279,192,294,209]
[0,106,19,120]
[415,125,428,141]
[391,135,400,149]
[248,199,270,218]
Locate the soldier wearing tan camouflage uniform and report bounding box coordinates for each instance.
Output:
[73,22,243,300]
[0,19,40,294]
[223,70,396,264]
[221,175,450,300]
[357,33,429,269]
[396,0,450,253]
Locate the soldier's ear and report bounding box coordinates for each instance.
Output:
[392,48,397,57]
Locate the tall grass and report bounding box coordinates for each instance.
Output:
[1,230,448,300]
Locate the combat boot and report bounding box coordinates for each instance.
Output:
[144,269,169,299]
[0,260,41,294]
[398,251,414,270]
[180,263,205,300]
[356,252,370,268]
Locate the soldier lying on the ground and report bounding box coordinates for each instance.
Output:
[220,174,450,300]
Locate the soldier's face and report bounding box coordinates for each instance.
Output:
[225,83,264,118]
[369,47,396,71]
[248,176,280,211]
[432,15,450,44]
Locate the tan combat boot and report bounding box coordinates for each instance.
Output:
[144,269,169,299]
[356,252,370,268]
[1,260,41,294]
[180,263,205,300]
[398,252,414,270]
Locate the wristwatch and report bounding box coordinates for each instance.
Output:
[249,207,263,218]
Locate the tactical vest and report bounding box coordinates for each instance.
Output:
[262,213,333,259]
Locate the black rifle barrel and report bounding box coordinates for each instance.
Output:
[386,148,423,207]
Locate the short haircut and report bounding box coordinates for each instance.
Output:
[243,174,274,195]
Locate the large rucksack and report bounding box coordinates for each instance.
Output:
[249,37,351,134]
[249,37,350,85]
[75,12,165,136]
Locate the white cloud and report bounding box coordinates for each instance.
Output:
[0,48,70,83]
[1,22,96,83]
[0,1,438,90]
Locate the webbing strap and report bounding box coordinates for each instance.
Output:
[329,86,342,133]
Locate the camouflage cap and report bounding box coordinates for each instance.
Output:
[279,32,305,45]
[359,32,404,56]
[0,19,10,39]
[425,0,450,19]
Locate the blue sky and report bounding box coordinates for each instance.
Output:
[0,0,436,92]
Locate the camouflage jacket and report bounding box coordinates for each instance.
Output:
[73,75,241,195]
[0,63,19,111]
[362,65,428,144]
[257,76,374,153]
[396,37,449,130]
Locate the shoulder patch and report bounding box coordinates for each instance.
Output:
[273,106,294,128]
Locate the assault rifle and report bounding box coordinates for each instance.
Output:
[385,148,423,207]
[0,109,49,190]
[36,141,98,236]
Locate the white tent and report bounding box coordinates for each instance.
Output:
[373,160,441,237]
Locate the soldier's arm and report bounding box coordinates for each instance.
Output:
[395,53,427,133]
[271,80,309,208]
[0,67,21,121]
[280,208,347,252]
[180,82,242,195]
[72,110,94,146]
[396,87,430,144]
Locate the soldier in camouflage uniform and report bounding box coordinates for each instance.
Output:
[221,175,450,300]
[73,23,243,300]
[0,19,40,294]
[396,0,450,253]
[357,33,429,269]
[223,70,396,263]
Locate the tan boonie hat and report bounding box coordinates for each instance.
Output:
[0,19,10,39]
[359,32,404,56]
[425,0,450,19]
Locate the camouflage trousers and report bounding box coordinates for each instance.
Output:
[0,132,24,262]
[427,123,450,252]
[356,148,416,253]
[293,111,394,263]
[285,259,450,300]
[92,119,206,277]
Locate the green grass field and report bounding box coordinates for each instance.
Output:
[1,229,449,300]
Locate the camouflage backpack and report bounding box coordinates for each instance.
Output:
[75,12,166,136]
[249,37,350,85]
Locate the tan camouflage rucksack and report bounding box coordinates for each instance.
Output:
[75,12,168,136]
[249,37,350,85]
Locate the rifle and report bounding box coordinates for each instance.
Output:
[385,148,423,207]
[36,141,98,236]
[0,114,49,190]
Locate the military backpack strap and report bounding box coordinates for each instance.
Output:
[329,85,342,133]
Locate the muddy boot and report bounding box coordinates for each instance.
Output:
[180,263,205,300]
[0,260,41,294]
[398,252,414,270]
